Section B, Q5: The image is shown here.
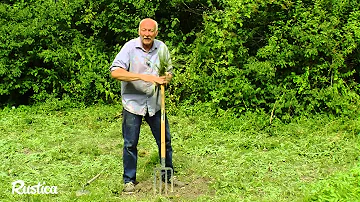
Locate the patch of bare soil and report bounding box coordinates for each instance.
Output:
[121,176,215,201]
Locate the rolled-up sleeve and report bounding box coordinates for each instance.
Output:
[109,43,130,72]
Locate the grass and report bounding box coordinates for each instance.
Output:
[0,101,359,201]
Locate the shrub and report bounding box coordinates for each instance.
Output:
[171,0,360,118]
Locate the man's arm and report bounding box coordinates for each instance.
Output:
[111,68,167,85]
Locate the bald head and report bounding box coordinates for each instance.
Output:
[138,18,158,33]
[138,18,159,51]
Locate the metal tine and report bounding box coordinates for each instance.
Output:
[153,167,174,195]
[165,171,168,195]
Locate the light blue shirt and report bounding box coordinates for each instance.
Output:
[110,37,173,116]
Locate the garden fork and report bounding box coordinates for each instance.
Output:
[153,84,174,195]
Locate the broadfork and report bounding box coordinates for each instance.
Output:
[153,84,174,195]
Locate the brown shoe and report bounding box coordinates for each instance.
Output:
[123,182,135,193]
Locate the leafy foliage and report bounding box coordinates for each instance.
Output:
[0,0,207,106]
[0,0,117,105]
[0,0,359,118]
[171,0,360,118]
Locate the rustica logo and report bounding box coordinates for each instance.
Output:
[11,180,58,194]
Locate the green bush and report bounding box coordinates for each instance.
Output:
[0,0,93,104]
[0,0,359,118]
[171,0,360,118]
[0,0,208,107]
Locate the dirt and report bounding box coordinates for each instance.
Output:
[120,176,215,201]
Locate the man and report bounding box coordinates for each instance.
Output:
[109,18,185,193]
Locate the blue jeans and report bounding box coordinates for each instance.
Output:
[122,109,174,183]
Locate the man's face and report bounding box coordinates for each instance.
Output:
[139,20,158,48]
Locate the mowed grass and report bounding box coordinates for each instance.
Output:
[0,101,359,202]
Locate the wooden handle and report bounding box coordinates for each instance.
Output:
[160,84,166,161]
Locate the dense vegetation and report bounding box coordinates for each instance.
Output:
[1,0,359,118]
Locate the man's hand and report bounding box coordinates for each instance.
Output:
[141,74,167,85]
[142,73,173,85]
